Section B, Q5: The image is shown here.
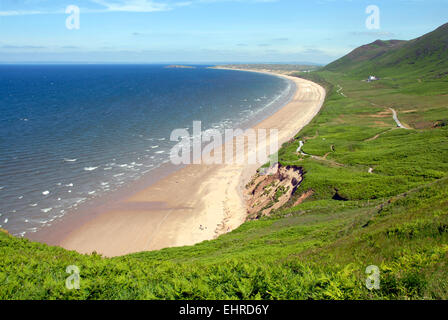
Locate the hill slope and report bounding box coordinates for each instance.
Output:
[324,40,406,72]
[325,23,448,78]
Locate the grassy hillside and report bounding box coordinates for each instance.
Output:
[325,23,448,79]
[1,26,448,300]
[324,40,406,72]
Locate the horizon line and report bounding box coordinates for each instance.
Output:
[0,61,325,66]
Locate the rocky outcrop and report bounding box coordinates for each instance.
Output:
[245,165,303,219]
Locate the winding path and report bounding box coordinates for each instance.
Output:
[389,108,409,129]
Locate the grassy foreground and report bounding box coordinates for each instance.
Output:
[1,64,447,299]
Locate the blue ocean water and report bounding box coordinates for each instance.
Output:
[0,65,294,236]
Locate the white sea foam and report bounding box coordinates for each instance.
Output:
[41,208,52,213]
[64,158,77,162]
[155,151,165,154]
[88,191,96,195]
[65,183,74,187]
[104,167,112,170]
[84,166,98,171]
[29,203,37,207]
[151,145,159,149]
[114,173,125,177]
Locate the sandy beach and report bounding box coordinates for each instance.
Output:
[31,69,325,257]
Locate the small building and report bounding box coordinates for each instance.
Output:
[367,75,379,82]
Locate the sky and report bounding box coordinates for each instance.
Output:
[0,0,447,64]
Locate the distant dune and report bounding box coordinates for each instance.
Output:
[164,65,196,69]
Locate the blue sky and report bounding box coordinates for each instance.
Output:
[0,0,447,64]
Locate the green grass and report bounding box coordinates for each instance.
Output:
[2,31,448,299]
[325,23,448,80]
[1,177,447,299]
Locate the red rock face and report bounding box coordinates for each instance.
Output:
[245,165,304,219]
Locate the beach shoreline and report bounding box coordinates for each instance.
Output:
[29,69,325,257]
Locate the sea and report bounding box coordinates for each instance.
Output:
[0,64,295,237]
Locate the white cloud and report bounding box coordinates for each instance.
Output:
[0,0,172,16]
[0,10,53,16]
[0,0,276,16]
[90,0,171,12]
[90,0,278,12]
